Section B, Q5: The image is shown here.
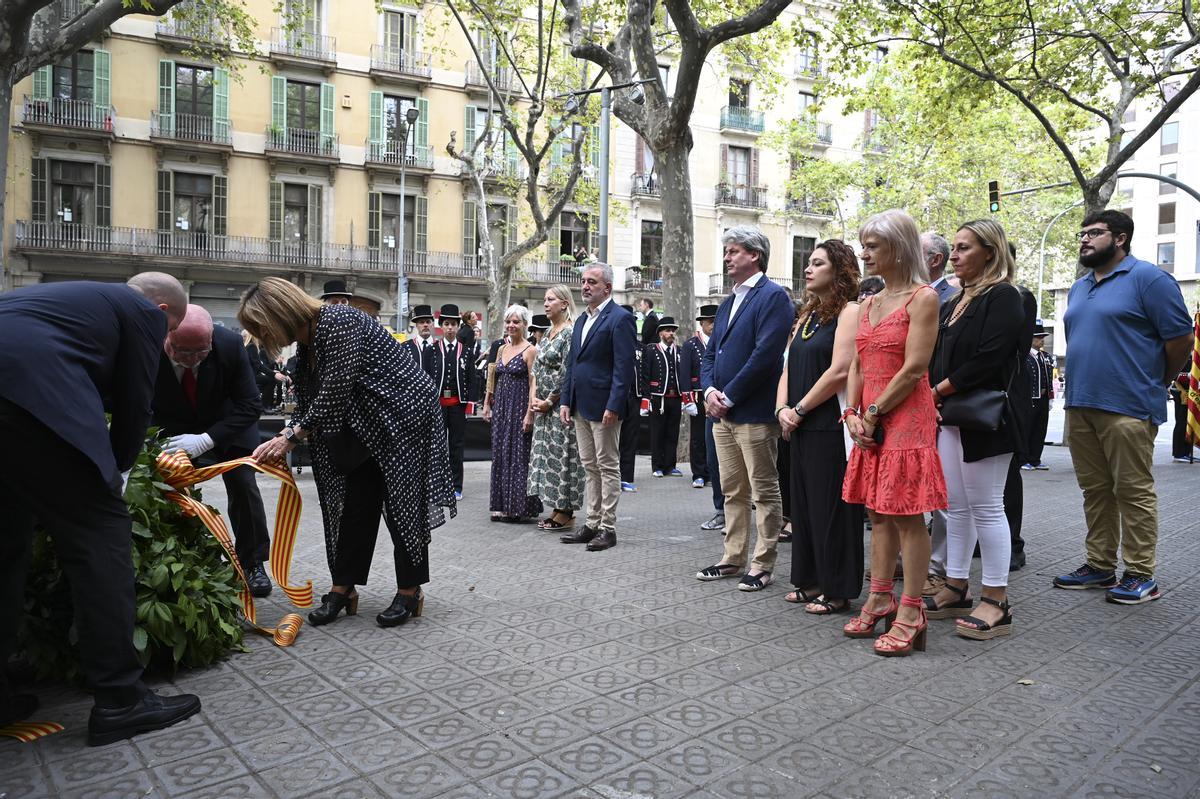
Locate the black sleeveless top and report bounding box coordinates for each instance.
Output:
[786,313,841,431]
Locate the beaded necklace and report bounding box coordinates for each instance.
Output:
[800,312,820,340]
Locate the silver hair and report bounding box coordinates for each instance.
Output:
[503,303,532,325]
[582,262,614,285]
[859,210,926,286]
[722,225,770,271]
[922,232,950,269]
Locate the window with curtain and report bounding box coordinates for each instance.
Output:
[381,193,415,251]
[640,220,664,266]
[172,172,213,238]
[51,160,95,228]
[384,94,418,156]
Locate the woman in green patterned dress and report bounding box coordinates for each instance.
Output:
[528,285,585,530]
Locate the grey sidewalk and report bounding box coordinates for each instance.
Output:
[3,445,1199,798]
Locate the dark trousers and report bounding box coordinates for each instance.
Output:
[205,451,270,569]
[688,413,709,482]
[619,393,641,483]
[648,396,682,472]
[0,399,145,708]
[1004,454,1024,555]
[1028,397,1050,465]
[777,437,791,524]
[332,457,429,588]
[788,429,863,599]
[442,403,467,491]
[1172,394,1193,459]
[705,417,724,511]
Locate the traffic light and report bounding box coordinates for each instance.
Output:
[988,180,1001,213]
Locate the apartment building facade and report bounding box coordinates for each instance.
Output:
[4,0,866,329]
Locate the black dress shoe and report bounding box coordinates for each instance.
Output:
[308,591,359,626]
[0,693,38,726]
[377,587,424,628]
[586,529,616,551]
[88,690,200,746]
[246,564,272,598]
[561,526,599,544]
[1010,550,1026,572]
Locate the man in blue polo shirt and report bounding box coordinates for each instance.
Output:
[1053,209,1194,604]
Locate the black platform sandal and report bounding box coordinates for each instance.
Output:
[377,587,424,628]
[955,597,1013,640]
[309,591,358,626]
[922,581,973,619]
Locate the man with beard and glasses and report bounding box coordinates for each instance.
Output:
[1053,210,1193,605]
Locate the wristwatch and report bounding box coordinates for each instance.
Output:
[793,401,807,417]
[282,425,298,442]
[866,404,880,417]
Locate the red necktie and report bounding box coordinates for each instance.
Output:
[181,367,198,410]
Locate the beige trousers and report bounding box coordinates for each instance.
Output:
[575,417,622,533]
[713,419,783,573]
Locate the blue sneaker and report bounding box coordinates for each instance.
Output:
[652,470,665,478]
[668,468,684,477]
[1106,573,1161,605]
[1053,563,1118,590]
[620,482,638,492]
[692,477,706,488]
[454,490,463,501]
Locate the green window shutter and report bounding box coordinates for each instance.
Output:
[31,158,48,224]
[307,184,323,244]
[589,217,598,254]
[95,163,111,229]
[270,76,287,140]
[158,59,176,136]
[93,49,111,128]
[319,82,335,153]
[368,191,381,251]
[368,90,383,158]
[415,195,428,258]
[464,106,476,151]
[156,170,173,232]
[213,67,230,143]
[213,175,228,239]
[403,11,417,55]
[32,66,51,101]
[547,213,560,261]
[550,117,563,167]
[590,124,601,171]
[462,199,476,263]
[415,97,429,150]
[504,205,517,255]
[269,181,283,243]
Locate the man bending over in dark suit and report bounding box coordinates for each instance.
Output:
[154,304,273,597]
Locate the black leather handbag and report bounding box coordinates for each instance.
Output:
[936,320,1018,433]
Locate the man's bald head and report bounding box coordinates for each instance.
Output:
[128,271,188,331]
[165,304,214,367]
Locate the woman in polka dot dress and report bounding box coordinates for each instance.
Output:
[240,278,455,629]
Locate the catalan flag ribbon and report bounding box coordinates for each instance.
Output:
[155,451,313,646]
[1187,311,1200,445]
[0,721,64,743]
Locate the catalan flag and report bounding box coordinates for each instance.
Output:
[1187,310,1200,444]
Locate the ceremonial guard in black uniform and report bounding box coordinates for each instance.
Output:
[425,304,475,500]
[681,305,717,487]
[401,304,437,365]
[641,317,683,477]
[1024,321,1054,469]
[618,304,643,491]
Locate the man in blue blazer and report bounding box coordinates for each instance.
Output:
[560,263,637,551]
[698,226,794,591]
[0,273,203,744]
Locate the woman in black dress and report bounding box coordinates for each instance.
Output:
[776,239,864,614]
[240,278,455,629]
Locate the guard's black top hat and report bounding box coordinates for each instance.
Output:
[438,304,461,321]
[695,304,718,320]
[410,304,435,321]
[320,279,353,298]
[530,314,551,330]
[1033,320,1048,337]
[656,316,679,330]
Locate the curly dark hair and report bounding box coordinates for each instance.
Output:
[798,239,861,324]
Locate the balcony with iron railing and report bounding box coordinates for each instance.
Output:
[465,61,515,93]
[719,106,765,134]
[265,127,339,161]
[631,173,660,198]
[150,111,231,148]
[807,121,833,146]
[625,264,664,291]
[269,27,336,68]
[364,139,434,170]
[770,275,801,293]
[715,183,768,210]
[22,95,115,136]
[785,197,836,217]
[156,14,227,47]
[794,55,822,79]
[369,45,433,81]
[39,0,92,23]
[707,272,730,295]
[475,156,527,182]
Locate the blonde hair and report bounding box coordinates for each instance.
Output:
[237,277,323,354]
[956,219,1015,297]
[858,209,926,287]
[546,284,577,322]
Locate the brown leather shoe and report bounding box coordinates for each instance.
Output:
[561,526,599,544]
[586,529,616,551]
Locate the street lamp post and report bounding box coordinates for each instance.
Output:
[396,105,421,332]
[1037,199,1083,320]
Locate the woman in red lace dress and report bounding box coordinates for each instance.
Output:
[841,209,947,656]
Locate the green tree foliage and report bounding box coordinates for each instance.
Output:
[20,432,244,682]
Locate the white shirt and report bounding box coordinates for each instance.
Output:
[580,297,613,345]
[171,362,199,382]
[728,271,765,322]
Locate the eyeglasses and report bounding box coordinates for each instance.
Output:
[172,348,211,358]
[1078,228,1110,241]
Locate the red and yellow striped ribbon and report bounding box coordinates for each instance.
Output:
[0,721,64,743]
[1187,311,1200,444]
[155,451,313,645]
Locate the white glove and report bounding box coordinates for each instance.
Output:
[119,470,131,496]
[639,407,649,417]
[166,433,215,458]
[683,402,698,417]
